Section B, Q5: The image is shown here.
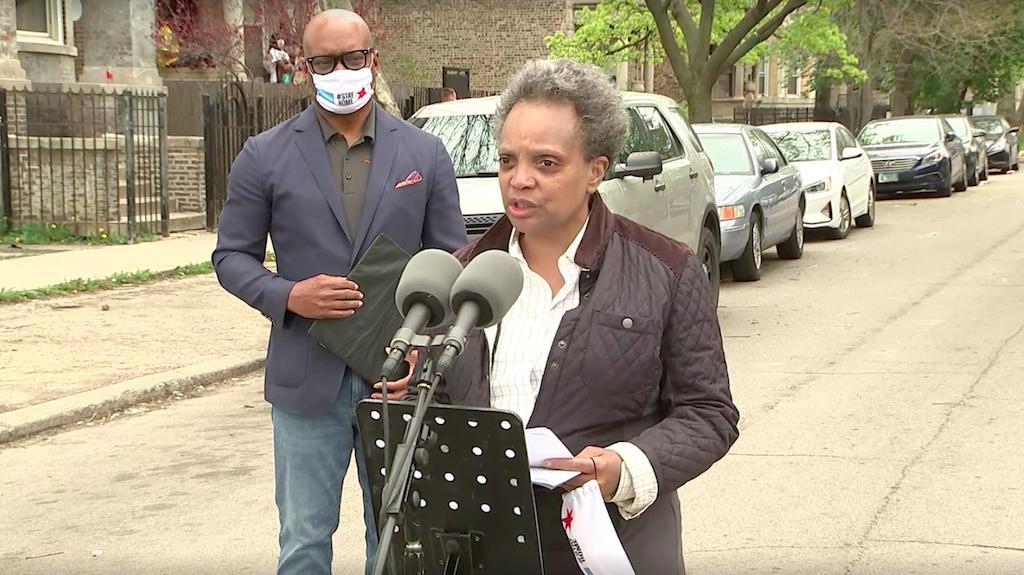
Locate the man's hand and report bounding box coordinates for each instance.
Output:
[372,349,418,401]
[544,446,623,499]
[286,274,363,319]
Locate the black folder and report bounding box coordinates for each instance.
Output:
[308,234,412,383]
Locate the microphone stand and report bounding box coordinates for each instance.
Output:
[372,345,446,575]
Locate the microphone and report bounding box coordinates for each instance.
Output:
[380,249,463,381]
[435,250,524,377]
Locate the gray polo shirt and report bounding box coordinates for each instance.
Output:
[315,104,376,235]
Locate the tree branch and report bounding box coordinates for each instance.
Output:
[645,0,695,95]
[667,0,700,64]
[698,0,716,52]
[605,32,654,57]
[717,0,807,74]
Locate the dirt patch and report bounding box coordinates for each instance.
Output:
[0,273,267,413]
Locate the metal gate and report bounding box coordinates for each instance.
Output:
[202,81,309,230]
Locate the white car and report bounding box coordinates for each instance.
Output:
[410,92,724,299]
[762,122,876,239]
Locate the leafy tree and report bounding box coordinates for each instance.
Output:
[548,0,855,123]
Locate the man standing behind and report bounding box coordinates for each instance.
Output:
[212,10,466,575]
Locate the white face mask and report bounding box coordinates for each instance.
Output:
[312,67,374,115]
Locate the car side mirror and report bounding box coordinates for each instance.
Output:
[760,158,780,175]
[973,129,987,138]
[944,131,958,142]
[611,151,663,181]
[840,147,863,160]
[1009,126,1020,134]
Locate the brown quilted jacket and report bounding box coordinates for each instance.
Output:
[440,193,740,574]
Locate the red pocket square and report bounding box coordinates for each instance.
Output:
[395,171,423,189]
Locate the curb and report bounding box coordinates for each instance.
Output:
[0,354,264,445]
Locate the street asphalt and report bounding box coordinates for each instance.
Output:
[1,171,1022,574]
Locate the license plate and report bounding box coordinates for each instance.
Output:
[878,173,899,183]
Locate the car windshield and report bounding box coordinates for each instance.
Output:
[973,117,1004,135]
[765,129,832,161]
[413,113,498,177]
[858,119,941,146]
[945,117,971,139]
[700,134,754,175]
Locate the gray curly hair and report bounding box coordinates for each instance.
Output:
[494,59,629,163]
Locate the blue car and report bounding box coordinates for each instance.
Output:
[693,124,805,282]
[858,116,969,197]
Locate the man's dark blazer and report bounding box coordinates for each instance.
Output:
[212,104,467,415]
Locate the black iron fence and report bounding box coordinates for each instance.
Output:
[733,104,892,131]
[391,85,499,119]
[0,85,169,240]
[203,81,309,230]
[200,81,497,229]
[733,106,816,126]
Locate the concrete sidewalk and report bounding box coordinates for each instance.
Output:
[0,232,220,292]
[0,253,271,443]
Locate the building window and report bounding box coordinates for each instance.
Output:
[782,66,800,96]
[757,58,768,96]
[715,66,734,98]
[16,0,65,44]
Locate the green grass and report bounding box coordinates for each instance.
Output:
[0,252,276,305]
[0,262,214,305]
[1,222,156,246]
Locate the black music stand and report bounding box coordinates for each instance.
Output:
[356,398,544,575]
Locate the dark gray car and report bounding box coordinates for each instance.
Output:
[973,115,1020,173]
[941,115,988,186]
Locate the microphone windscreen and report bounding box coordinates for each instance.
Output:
[450,250,524,327]
[394,249,463,327]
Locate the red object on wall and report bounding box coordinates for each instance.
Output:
[105,68,113,81]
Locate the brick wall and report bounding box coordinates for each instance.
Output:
[377,0,574,92]
[8,130,168,235]
[167,136,205,213]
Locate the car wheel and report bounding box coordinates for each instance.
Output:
[777,202,805,260]
[697,225,721,306]
[827,193,852,240]
[953,160,968,192]
[967,158,980,186]
[937,169,953,197]
[855,184,876,228]
[731,213,762,282]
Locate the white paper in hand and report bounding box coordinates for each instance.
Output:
[561,480,636,575]
[525,427,580,489]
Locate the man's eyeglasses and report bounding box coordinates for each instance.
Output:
[305,49,374,75]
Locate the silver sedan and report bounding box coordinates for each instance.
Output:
[694,123,806,281]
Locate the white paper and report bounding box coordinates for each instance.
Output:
[561,480,636,575]
[525,427,580,489]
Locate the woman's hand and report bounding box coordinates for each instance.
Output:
[372,348,418,400]
[544,445,623,499]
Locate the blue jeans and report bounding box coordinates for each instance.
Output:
[273,369,378,575]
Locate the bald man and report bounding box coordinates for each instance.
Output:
[212,10,466,575]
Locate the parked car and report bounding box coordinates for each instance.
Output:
[972,115,1020,173]
[762,121,875,240]
[410,92,724,298]
[693,123,805,282]
[858,116,968,198]
[940,114,988,185]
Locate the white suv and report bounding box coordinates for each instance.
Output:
[410,92,722,298]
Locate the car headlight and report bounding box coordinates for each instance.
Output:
[988,138,1006,152]
[922,148,945,164]
[718,204,746,221]
[803,178,831,194]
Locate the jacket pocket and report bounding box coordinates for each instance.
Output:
[581,310,662,411]
[265,317,310,389]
